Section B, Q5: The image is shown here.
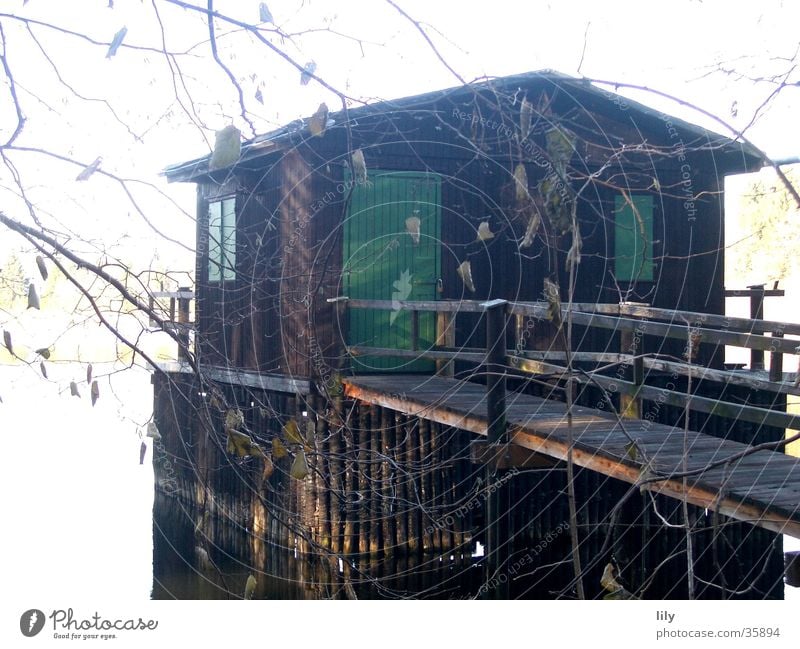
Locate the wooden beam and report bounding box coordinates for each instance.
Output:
[154,361,312,394]
[620,303,800,337]
[470,439,560,470]
[510,303,800,355]
[642,357,800,397]
[341,379,800,539]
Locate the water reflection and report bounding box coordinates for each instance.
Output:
[151,493,484,599]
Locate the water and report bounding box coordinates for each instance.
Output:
[1,364,154,603]
[2,363,798,601]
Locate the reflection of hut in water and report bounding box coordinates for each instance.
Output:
[152,71,798,598]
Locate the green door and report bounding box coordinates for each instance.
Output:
[343,171,441,372]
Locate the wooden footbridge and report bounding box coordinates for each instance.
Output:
[152,291,800,598]
[338,295,800,540]
[343,374,800,539]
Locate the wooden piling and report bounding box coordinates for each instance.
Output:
[343,401,357,556]
[329,395,343,554]
[358,403,371,555]
[406,416,421,556]
[380,407,396,557]
[369,405,382,556]
[420,418,434,552]
[395,412,409,553]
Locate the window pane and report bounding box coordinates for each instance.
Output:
[208,200,222,282]
[221,198,236,281]
[614,194,653,282]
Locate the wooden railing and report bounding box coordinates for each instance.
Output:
[149,288,193,361]
[332,296,800,436]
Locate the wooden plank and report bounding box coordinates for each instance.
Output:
[620,303,800,336]
[470,439,560,469]
[342,375,800,539]
[642,357,800,396]
[508,303,800,354]
[153,361,312,394]
[348,345,485,363]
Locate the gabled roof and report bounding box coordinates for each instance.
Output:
[163,69,763,183]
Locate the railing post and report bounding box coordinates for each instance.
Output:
[435,311,456,377]
[749,283,766,370]
[482,299,509,598]
[484,299,508,444]
[620,326,643,419]
[177,286,191,362]
[770,330,784,382]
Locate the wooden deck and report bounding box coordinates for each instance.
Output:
[343,375,800,539]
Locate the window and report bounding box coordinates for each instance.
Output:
[208,197,236,282]
[614,194,653,282]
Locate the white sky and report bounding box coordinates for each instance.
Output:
[0,0,798,278]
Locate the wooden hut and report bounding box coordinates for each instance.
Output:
[153,71,797,599]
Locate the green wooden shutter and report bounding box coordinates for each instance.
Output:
[614,194,654,282]
[344,171,441,372]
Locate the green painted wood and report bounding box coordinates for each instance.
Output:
[343,171,441,372]
[615,194,653,283]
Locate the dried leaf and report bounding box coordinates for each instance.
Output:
[86,363,93,385]
[3,330,12,355]
[272,437,288,459]
[209,125,241,171]
[254,87,264,104]
[477,221,494,241]
[300,60,316,85]
[262,454,274,480]
[305,419,315,446]
[194,510,210,536]
[600,562,635,599]
[106,26,128,58]
[39,361,48,379]
[196,546,213,571]
[405,215,421,245]
[290,448,309,480]
[283,419,304,445]
[545,126,576,170]
[69,381,80,398]
[624,441,638,461]
[520,208,541,248]
[520,98,532,137]
[600,563,621,592]
[35,347,50,359]
[146,421,161,440]
[27,283,40,310]
[224,409,244,434]
[258,2,273,23]
[227,428,252,457]
[244,573,257,599]
[209,392,222,410]
[139,441,147,465]
[91,380,99,407]
[76,157,102,181]
[565,225,582,271]
[513,163,528,204]
[543,278,561,325]
[308,102,329,137]
[351,148,367,184]
[539,175,571,234]
[457,260,475,293]
[35,255,48,281]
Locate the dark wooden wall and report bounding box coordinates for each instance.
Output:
[193,80,739,380]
